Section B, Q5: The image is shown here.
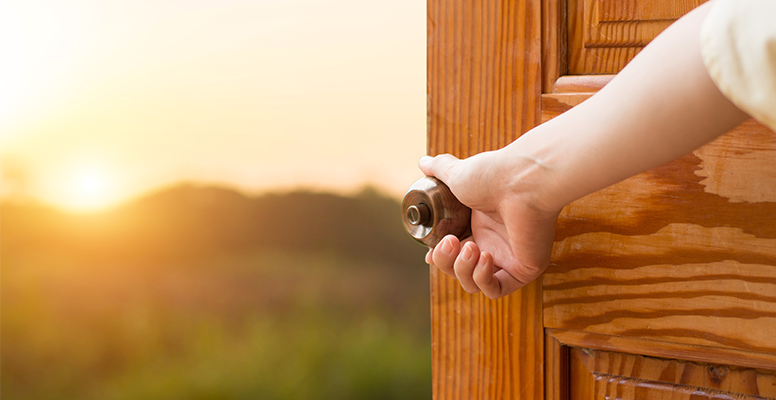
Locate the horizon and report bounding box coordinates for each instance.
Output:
[0,178,408,215]
[0,0,426,213]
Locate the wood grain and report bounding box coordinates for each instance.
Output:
[547,328,776,372]
[546,334,570,400]
[598,0,705,22]
[427,0,543,398]
[551,75,612,94]
[546,243,776,352]
[574,347,776,398]
[430,267,543,400]
[542,87,776,360]
[568,0,641,74]
[542,0,568,93]
[431,1,774,398]
[542,95,776,241]
[570,347,776,399]
[428,0,542,159]
[569,348,596,400]
[568,0,707,74]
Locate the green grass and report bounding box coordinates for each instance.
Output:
[2,250,431,400]
[88,316,430,400]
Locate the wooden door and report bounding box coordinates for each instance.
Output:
[427,0,776,399]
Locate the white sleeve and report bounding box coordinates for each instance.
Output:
[700,0,776,131]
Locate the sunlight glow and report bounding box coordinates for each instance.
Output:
[0,0,425,211]
[77,171,103,196]
[61,167,115,212]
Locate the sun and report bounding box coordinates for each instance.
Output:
[64,168,115,212]
[77,172,103,196]
[33,160,127,213]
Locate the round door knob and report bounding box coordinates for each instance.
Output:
[402,177,471,247]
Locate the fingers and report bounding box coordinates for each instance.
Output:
[472,251,500,298]
[431,235,461,278]
[472,254,526,299]
[427,236,526,299]
[454,241,480,294]
[418,154,459,183]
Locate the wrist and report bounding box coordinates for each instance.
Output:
[493,136,567,216]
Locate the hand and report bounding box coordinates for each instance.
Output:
[419,150,561,299]
[418,1,750,300]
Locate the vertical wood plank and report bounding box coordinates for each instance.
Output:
[428,0,541,158]
[542,0,568,93]
[427,0,543,399]
[545,334,570,400]
[569,350,596,400]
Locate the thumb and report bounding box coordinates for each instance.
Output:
[418,154,460,184]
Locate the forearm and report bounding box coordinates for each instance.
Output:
[502,1,749,212]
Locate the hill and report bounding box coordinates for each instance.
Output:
[2,184,427,267]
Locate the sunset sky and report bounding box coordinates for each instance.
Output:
[0,0,426,212]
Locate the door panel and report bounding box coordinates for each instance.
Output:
[598,0,705,21]
[569,347,776,399]
[568,0,708,74]
[427,0,544,398]
[542,85,776,355]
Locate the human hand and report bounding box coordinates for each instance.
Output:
[419,151,561,299]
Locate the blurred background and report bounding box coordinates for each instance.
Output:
[1,1,429,399]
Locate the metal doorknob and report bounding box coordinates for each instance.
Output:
[402,177,471,247]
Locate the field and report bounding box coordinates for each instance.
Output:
[2,185,431,399]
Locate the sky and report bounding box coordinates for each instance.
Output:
[0,0,426,212]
